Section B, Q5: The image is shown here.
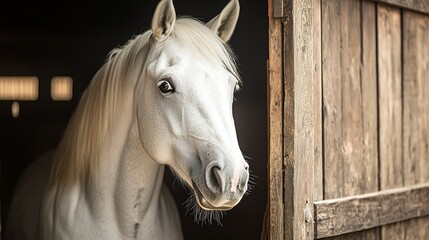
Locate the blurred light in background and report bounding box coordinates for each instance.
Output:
[0,76,39,100]
[51,76,73,101]
[11,101,20,118]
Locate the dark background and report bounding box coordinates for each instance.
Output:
[0,0,268,239]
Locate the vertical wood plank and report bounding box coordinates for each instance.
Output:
[402,10,429,240]
[359,2,380,238]
[321,0,379,238]
[322,0,343,199]
[361,0,379,199]
[420,12,429,240]
[377,4,404,240]
[284,0,315,239]
[267,0,284,239]
[402,9,429,196]
[338,0,365,197]
[284,0,295,237]
[377,3,403,192]
[292,0,315,237]
[423,16,429,190]
[313,0,323,202]
[322,0,379,200]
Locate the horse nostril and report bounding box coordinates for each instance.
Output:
[206,164,224,193]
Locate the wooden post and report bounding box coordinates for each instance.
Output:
[266,0,318,239]
[267,0,285,238]
[284,0,316,239]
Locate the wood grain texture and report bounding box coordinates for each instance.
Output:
[267,0,284,238]
[377,4,404,240]
[313,0,323,202]
[314,184,429,238]
[283,0,295,237]
[372,0,429,15]
[402,9,429,197]
[360,0,379,198]
[265,1,429,239]
[290,0,315,237]
[360,3,381,239]
[337,0,364,198]
[402,10,429,240]
[377,4,403,191]
[284,0,315,239]
[322,0,343,199]
[322,0,378,198]
[321,1,379,239]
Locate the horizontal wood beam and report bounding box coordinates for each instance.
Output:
[371,0,429,15]
[314,183,429,238]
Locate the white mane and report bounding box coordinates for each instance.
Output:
[49,18,240,188]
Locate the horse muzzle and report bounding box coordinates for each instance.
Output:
[191,159,249,211]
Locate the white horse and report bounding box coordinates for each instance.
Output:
[6,0,249,239]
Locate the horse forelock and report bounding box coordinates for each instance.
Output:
[172,18,241,84]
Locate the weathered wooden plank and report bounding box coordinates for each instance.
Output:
[356,2,380,238]
[402,9,429,197]
[423,17,429,189]
[321,1,379,239]
[283,0,315,239]
[402,10,429,240]
[283,0,295,237]
[322,0,343,199]
[377,4,404,240]
[314,184,429,238]
[371,0,429,15]
[326,230,381,240]
[322,0,379,198]
[313,0,323,202]
[360,0,379,198]
[339,0,374,197]
[290,0,314,237]
[267,0,284,238]
[377,4,403,192]
[403,11,429,197]
[419,15,429,196]
[338,0,363,199]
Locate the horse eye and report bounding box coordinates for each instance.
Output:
[157,80,174,95]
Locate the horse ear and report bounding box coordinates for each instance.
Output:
[206,0,240,42]
[151,0,176,42]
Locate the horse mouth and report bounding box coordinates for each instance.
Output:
[191,180,232,211]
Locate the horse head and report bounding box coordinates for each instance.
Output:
[135,0,249,216]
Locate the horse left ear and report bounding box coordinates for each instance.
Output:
[151,0,176,42]
[206,0,240,42]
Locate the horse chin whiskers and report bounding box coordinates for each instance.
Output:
[169,166,225,225]
[183,193,225,226]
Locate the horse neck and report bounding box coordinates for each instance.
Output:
[64,100,164,239]
[83,96,164,228]
[118,119,165,213]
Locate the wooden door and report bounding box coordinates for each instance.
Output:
[265,0,429,239]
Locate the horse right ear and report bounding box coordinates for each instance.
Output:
[206,0,240,42]
[151,0,176,42]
